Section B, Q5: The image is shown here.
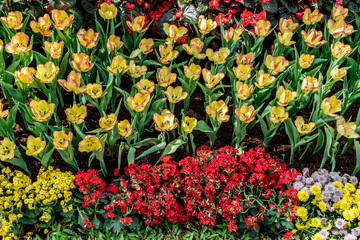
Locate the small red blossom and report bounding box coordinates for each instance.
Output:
[125,3,135,10]
[175,9,183,18]
[227,220,238,232]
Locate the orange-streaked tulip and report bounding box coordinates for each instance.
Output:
[57,71,87,94]
[223,27,244,42]
[15,67,36,85]
[198,15,217,34]
[302,8,323,25]
[99,113,117,130]
[321,95,342,116]
[44,41,64,59]
[332,6,348,21]
[279,18,299,33]
[164,86,188,103]
[0,39,3,52]
[0,138,15,161]
[301,76,319,94]
[51,10,74,30]
[153,109,177,132]
[182,38,206,59]
[327,19,354,39]
[35,61,60,84]
[233,64,251,81]
[255,69,275,88]
[279,31,296,46]
[206,47,230,65]
[276,86,297,106]
[301,29,327,48]
[5,32,32,54]
[107,35,123,52]
[30,100,55,122]
[98,3,117,20]
[157,66,177,87]
[87,83,103,99]
[135,79,155,94]
[71,53,94,72]
[299,54,315,69]
[126,16,148,33]
[0,100,9,119]
[182,116,197,133]
[53,131,73,150]
[202,68,224,88]
[129,60,147,78]
[107,55,129,75]
[236,52,255,66]
[77,28,99,49]
[294,116,316,135]
[331,41,351,59]
[26,135,45,156]
[78,135,102,152]
[127,92,151,112]
[330,65,347,81]
[270,106,288,124]
[264,55,289,75]
[337,116,360,139]
[163,23,188,44]
[254,20,271,37]
[236,81,253,100]
[118,119,132,138]
[206,100,230,123]
[65,104,87,124]
[139,38,154,54]
[159,44,179,64]
[1,11,23,30]
[235,105,255,123]
[184,63,201,80]
[30,14,51,36]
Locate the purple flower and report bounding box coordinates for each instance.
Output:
[319,229,329,239]
[324,183,336,193]
[349,176,358,186]
[302,168,309,177]
[293,181,304,190]
[318,175,328,185]
[329,172,340,180]
[306,177,314,185]
[320,169,329,175]
[351,227,360,237]
[344,234,357,240]
[334,218,346,229]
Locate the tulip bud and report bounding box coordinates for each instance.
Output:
[0,138,15,161]
[337,116,360,139]
[58,71,87,94]
[255,69,275,88]
[159,44,179,64]
[15,67,36,85]
[78,135,102,152]
[127,92,151,112]
[153,109,178,132]
[223,27,244,42]
[332,6,348,21]
[87,83,103,99]
[331,65,347,81]
[164,86,188,103]
[294,116,315,134]
[301,76,319,94]
[254,20,271,37]
[53,131,73,150]
[206,47,230,65]
[107,55,129,75]
[30,100,55,122]
[236,81,253,100]
[270,106,288,124]
[276,86,297,106]
[302,8,323,25]
[299,54,315,69]
[184,63,201,80]
[99,113,117,130]
[5,32,32,55]
[278,31,296,46]
[77,28,99,49]
[0,100,9,119]
[99,3,117,20]
[44,41,64,59]
[202,68,224,88]
[163,23,187,44]
[139,38,154,54]
[65,104,87,124]
[279,18,299,33]
[264,55,289,75]
[331,42,351,59]
[233,64,251,81]
[182,38,206,59]
[327,19,354,39]
[301,29,327,48]
[35,61,60,84]
[236,52,255,66]
[235,105,255,123]
[321,95,342,116]
[135,79,155,94]
[71,53,94,72]
[157,66,177,87]
[107,35,123,52]
[26,135,46,156]
[1,11,23,30]
[30,14,51,36]
[51,10,74,30]
[118,120,132,138]
[126,16,148,33]
[182,116,197,133]
[198,15,217,34]
[206,100,230,123]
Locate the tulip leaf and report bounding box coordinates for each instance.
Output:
[33,51,48,65]
[353,140,360,175]
[132,138,162,148]
[6,158,30,176]
[58,51,70,79]
[69,8,84,32]
[136,142,166,160]
[313,129,324,154]
[161,139,186,156]
[142,60,162,66]
[145,98,167,126]
[40,148,55,169]
[284,119,297,164]
[320,126,333,169]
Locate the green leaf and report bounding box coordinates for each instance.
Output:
[181,5,199,24]
[127,146,135,166]
[6,158,30,175]
[58,51,70,79]
[353,140,360,175]
[33,51,49,65]
[136,142,166,160]
[161,139,186,156]
[280,0,297,13]
[313,129,324,154]
[262,0,278,14]
[69,8,84,32]
[132,138,162,148]
[320,127,333,168]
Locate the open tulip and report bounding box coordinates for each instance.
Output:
[233,64,251,81]
[118,120,132,138]
[77,28,99,49]
[321,95,342,116]
[302,8,323,25]
[35,61,59,83]
[98,3,117,20]
[236,52,255,66]
[1,11,23,29]
[0,138,15,161]
[127,92,151,112]
[44,41,64,59]
[107,55,129,75]
[327,19,354,38]
[255,70,275,88]
[301,76,319,94]
[159,44,179,64]
[129,60,147,78]
[30,13,51,36]
[206,47,230,65]
[99,113,117,130]
[87,84,103,99]
[58,71,87,94]
[301,29,327,48]
[53,131,73,150]
[135,79,155,94]
[51,10,74,30]
[153,109,177,132]
[202,68,224,88]
[157,66,176,87]
[294,116,316,134]
[126,16,148,33]
[184,63,201,80]
[235,105,255,123]
[270,106,288,124]
[279,31,296,46]
[254,20,271,37]
[71,53,94,72]
[198,15,217,34]
[331,42,351,59]
[30,100,55,122]
[330,65,347,81]
[236,82,253,100]
[276,86,297,106]
[15,67,36,85]
[182,116,197,133]
[279,18,299,33]
[206,100,230,123]
[5,32,32,54]
[223,27,244,42]
[182,38,206,59]
[299,54,315,69]
[164,86,188,103]
[264,55,289,75]
[163,23,188,44]
[0,100,9,119]
[139,38,154,54]
[78,135,102,152]
[337,116,360,139]
[65,104,87,124]
[107,35,123,52]
[26,135,46,156]
[332,6,348,21]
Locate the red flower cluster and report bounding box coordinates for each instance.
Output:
[82,218,93,230]
[241,9,267,28]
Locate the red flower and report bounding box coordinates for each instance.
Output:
[125,3,135,10]
[241,9,255,27]
[175,9,183,18]
[227,220,238,232]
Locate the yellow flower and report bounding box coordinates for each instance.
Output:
[254,20,271,37]
[255,69,275,88]
[182,116,197,133]
[118,119,132,138]
[44,41,64,59]
[295,116,315,135]
[184,63,201,80]
[182,38,206,59]
[126,16,148,33]
[53,131,73,150]
[1,11,23,30]
[311,218,321,228]
[310,185,321,195]
[297,190,309,202]
[127,92,151,112]
[264,55,289,75]
[279,18,299,33]
[321,95,342,116]
[99,113,117,130]
[57,71,87,94]
[327,19,354,39]
[71,53,94,72]
[77,28,99,49]
[5,32,32,54]
[279,31,296,46]
[135,79,155,94]
[51,10,74,30]
[206,100,230,123]
[65,104,87,124]
[270,106,288,124]
[35,61,60,84]
[296,206,308,221]
[236,52,255,66]
[276,86,297,106]
[15,67,36,85]
[87,83,103,99]
[223,27,244,42]
[139,38,154,54]
[30,13,51,36]
[78,135,101,152]
[107,55,129,75]
[301,76,319,94]
[153,109,177,132]
[332,6,348,21]
[337,116,360,139]
[106,35,123,52]
[302,8,323,25]
[301,29,327,48]
[235,105,255,123]
[98,3,117,20]
[159,44,179,64]
[331,41,351,59]
[318,201,327,212]
[26,135,45,156]
[164,86,188,103]
[128,60,147,78]
[202,68,224,88]
[233,64,251,81]
[0,100,9,119]
[163,23,188,44]
[0,138,15,161]
[30,100,55,122]
[0,39,3,52]
[299,54,315,69]
[236,81,253,100]
[198,15,217,34]
[157,66,176,87]
[206,47,230,65]
[330,65,347,81]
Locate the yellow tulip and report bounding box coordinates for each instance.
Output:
[77,28,99,49]
[206,47,230,65]
[129,60,147,78]
[223,27,244,42]
[5,32,32,54]
[337,116,360,139]
[235,105,255,123]
[198,15,217,34]
[182,116,197,133]
[44,41,64,59]
[159,44,179,64]
[15,67,36,85]
[99,113,117,130]
[135,79,155,94]
[330,65,347,81]
[299,54,315,69]
[126,16,148,33]
[276,86,297,106]
[98,3,117,20]
[127,92,151,112]
[53,131,73,150]
[331,42,351,59]
[1,11,23,30]
[236,52,255,66]
[107,35,123,52]
[107,55,129,75]
[163,23,188,44]
[254,20,272,37]
[332,6,348,21]
[118,120,132,138]
[78,135,102,152]
[327,19,354,39]
[139,38,154,54]
[302,8,323,25]
[278,31,296,46]
[236,81,253,100]
[233,64,251,81]
[71,53,94,72]
[26,135,46,156]
[184,63,201,80]
[301,76,319,94]
[301,29,327,48]
[157,66,176,87]
[35,61,60,84]
[321,95,342,116]
[182,38,206,59]
[30,14,51,36]
[0,39,3,52]
[279,18,299,33]
[255,69,275,89]
[51,10,74,30]
[206,100,230,123]
[202,68,224,88]
[294,116,316,135]
[0,100,9,119]
[87,83,103,99]
[30,100,55,122]
[65,104,87,124]
[270,106,288,124]
[0,138,15,161]
[264,55,289,75]
[153,109,177,132]
[164,86,188,103]
[58,71,87,94]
